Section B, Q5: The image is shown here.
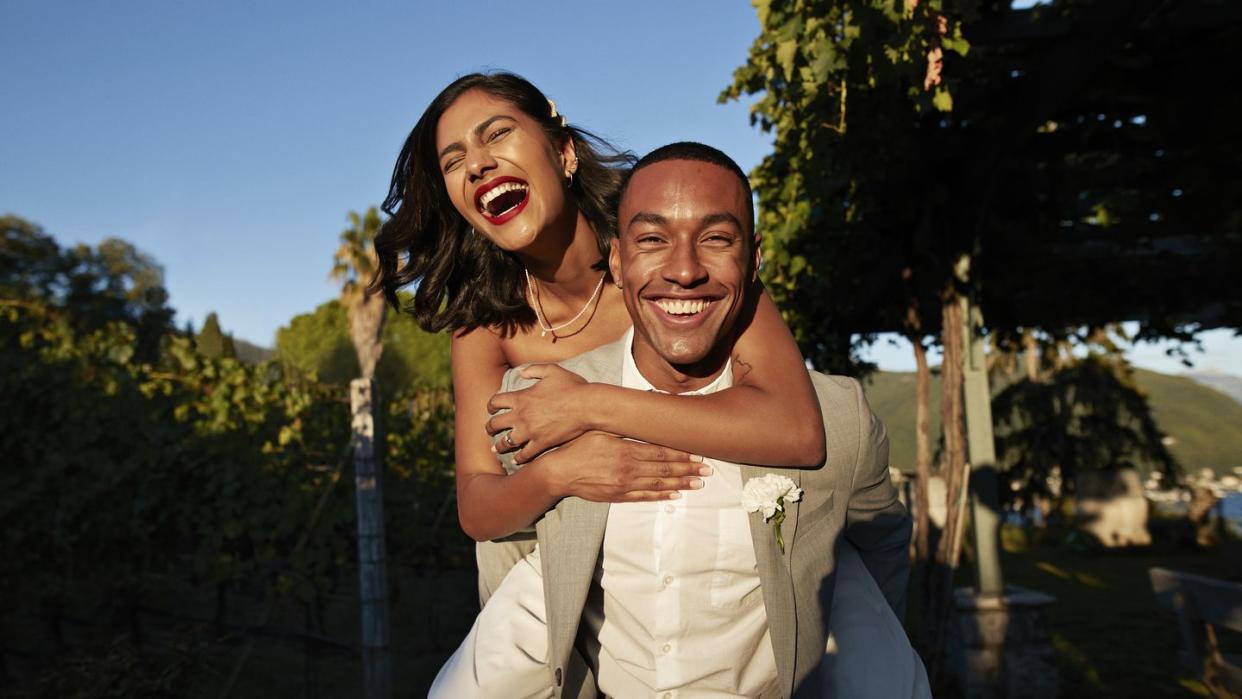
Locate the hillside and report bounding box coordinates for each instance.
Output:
[234,337,274,364]
[1186,371,1242,405]
[863,368,1242,477]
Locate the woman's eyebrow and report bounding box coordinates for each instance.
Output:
[438,115,518,160]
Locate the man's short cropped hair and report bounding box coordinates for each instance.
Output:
[618,142,755,236]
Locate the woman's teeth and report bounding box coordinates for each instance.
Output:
[656,299,709,315]
[479,182,529,215]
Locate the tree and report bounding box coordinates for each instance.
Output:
[332,208,387,380]
[724,0,1242,677]
[2,216,174,359]
[331,207,392,698]
[275,299,450,389]
[196,312,236,359]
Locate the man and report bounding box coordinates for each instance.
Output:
[448,143,924,698]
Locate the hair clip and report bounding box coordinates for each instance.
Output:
[547,98,567,127]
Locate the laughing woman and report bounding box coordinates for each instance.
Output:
[371,73,927,698]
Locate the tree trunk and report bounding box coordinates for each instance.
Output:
[1023,329,1039,381]
[348,294,387,380]
[927,290,968,683]
[913,338,932,564]
[936,292,967,570]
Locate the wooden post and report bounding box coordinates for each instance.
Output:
[351,378,391,699]
[960,295,1004,596]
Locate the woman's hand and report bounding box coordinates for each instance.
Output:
[535,432,711,503]
[486,364,596,463]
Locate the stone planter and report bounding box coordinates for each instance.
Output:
[946,586,1057,698]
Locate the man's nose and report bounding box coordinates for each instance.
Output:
[663,241,708,287]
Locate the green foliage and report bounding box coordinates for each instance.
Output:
[991,355,1179,502]
[0,298,466,633]
[275,298,450,391]
[724,1,1242,372]
[723,0,977,372]
[2,215,175,360]
[195,311,236,359]
[331,207,383,299]
[0,218,468,691]
[275,299,357,382]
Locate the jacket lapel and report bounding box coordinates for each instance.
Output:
[742,465,801,696]
[539,337,626,682]
[539,496,609,683]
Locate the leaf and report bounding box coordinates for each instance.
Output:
[933,86,954,112]
[777,39,798,81]
[754,0,772,28]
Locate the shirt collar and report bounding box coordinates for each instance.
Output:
[621,326,733,395]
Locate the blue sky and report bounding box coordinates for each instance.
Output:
[2,1,1237,375]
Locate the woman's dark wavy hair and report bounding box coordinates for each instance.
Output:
[370,72,635,334]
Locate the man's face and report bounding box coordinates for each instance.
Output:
[610,159,758,387]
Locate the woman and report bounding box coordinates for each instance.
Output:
[372,72,927,697]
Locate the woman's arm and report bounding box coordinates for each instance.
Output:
[489,290,826,468]
[451,328,706,542]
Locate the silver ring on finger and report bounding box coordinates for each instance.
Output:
[503,433,515,449]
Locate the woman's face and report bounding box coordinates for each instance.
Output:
[435,89,576,253]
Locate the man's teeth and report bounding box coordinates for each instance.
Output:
[655,299,709,315]
[478,182,528,211]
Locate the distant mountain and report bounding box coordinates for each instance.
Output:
[233,337,274,364]
[863,367,1242,477]
[1184,371,1242,406]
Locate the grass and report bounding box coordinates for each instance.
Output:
[965,533,1240,697]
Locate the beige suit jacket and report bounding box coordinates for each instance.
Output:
[476,336,911,699]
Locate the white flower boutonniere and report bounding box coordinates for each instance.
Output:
[742,474,803,554]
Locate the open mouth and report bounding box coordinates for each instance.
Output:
[475,177,530,223]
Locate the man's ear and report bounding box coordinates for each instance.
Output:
[608,238,622,287]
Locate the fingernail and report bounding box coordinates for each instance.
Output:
[699,466,714,476]
[668,492,682,499]
[689,454,704,462]
[490,445,497,454]
[689,478,704,489]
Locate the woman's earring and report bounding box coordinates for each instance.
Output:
[566,171,574,188]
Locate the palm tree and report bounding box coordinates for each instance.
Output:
[333,206,391,698]
[332,207,386,379]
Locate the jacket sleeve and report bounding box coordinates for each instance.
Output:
[843,378,913,619]
[476,366,537,607]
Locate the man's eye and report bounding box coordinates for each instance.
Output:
[637,234,664,244]
[487,127,512,142]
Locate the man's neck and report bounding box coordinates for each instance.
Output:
[630,338,733,394]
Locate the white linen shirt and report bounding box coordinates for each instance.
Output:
[580,329,780,699]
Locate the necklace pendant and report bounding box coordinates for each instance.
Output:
[540,330,548,338]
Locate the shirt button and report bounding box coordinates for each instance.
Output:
[665,503,676,514]
[662,643,672,654]
[663,574,674,586]
[663,693,674,699]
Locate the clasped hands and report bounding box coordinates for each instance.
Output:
[486,364,711,503]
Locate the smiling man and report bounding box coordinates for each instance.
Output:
[612,152,757,391]
[434,143,926,699]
